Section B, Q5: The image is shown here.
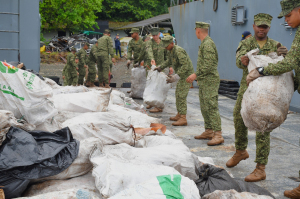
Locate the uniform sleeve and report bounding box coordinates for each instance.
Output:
[79,49,86,65]
[236,41,248,70]
[176,50,191,78]
[146,41,154,61]
[62,64,67,76]
[70,54,77,69]
[160,53,172,69]
[92,46,100,59]
[196,42,218,77]
[137,43,146,63]
[108,37,114,56]
[164,49,168,61]
[263,36,300,75]
[127,40,133,61]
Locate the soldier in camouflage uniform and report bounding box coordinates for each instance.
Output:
[66,47,78,86]
[62,64,68,86]
[137,35,151,69]
[226,13,288,183]
[246,1,300,197]
[144,27,168,113]
[186,22,224,146]
[97,29,115,88]
[86,41,99,87]
[76,43,89,85]
[127,28,144,67]
[154,35,194,126]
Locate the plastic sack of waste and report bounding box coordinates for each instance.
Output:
[0,61,58,125]
[241,49,294,132]
[109,90,145,113]
[202,189,273,199]
[0,173,30,199]
[44,77,61,89]
[94,142,199,181]
[0,110,35,146]
[143,66,172,109]
[195,164,274,198]
[129,66,147,99]
[110,174,200,199]
[52,85,89,95]
[22,172,101,199]
[52,89,111,113]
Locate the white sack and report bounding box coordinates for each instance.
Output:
[52,85,89,95]
[135,135,186,148]
[108,104,160,128]
[129,66,147,99]
[22,172,101,198]
[62,112,135,144]
[109,90,145,113]
[202,189,273,199]
[241,49,294,132]
[34,118,62,132]
[110,174,200,199]
[55,111,83,124]
[97,143,199,181]
[52,89,111,113]
[0,110,35,146]
[32,138,102,182]
[44,77,60,89]
[0,62,58,125]
[143,66,171,109]
[90,148,181,198]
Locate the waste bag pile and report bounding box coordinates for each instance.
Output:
[129,66,147,99]
[45,34,91,52]
[0,61,275,198]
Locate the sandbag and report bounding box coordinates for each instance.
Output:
[52,85,89,95]
[202,189,273,199]
[22,172,101,199]
[34,117,62,132]
[143,66,171,109]
[241,49,294,132]
[129,66,147,99]
[110,90,145,113]
[52,89,111,113]
[90,147,182,198]
[96,142,199,181]
[110,174,200,199]
[195,164,274,198]
[32,137,102,182]
[44,77,60,89]
[0,61,58,125]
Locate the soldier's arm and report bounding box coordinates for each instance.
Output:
[80,50,86,65]
[164,49,168,61]
[146,41,154,61]
[263,39,300,76]
[160,53,172,70]
[108,37,114,56]
[127,41,133,61]
[176,50,191,78]
[70,54,77,69]
[198,43,218,76]
[137,43,146,63]
[236,40,248,69]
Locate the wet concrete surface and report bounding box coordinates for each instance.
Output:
[118,87,300,199]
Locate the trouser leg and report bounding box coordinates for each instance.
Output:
[255,131,270,165]
[175,80,190,115]
[234,94,248,150]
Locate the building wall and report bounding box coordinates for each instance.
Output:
[169,0,300,112]
[0,0,40,72]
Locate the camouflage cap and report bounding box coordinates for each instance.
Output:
[195,22,210,29]
[278,0,300,18]
[71,47,76,52]
[84,42,90,46]
[104,29,111,34]
[150,27,160,35]
[129,28,139,34]
[161,35,173,48]
[142,35,151,41]
[254,13,273,27]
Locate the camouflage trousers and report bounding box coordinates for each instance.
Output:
[67,72,78,86]
[97,55,110,84]
[77,65,86,85]
[175,79,190,115]
[198,81,222,131]
[87,61,97,83]
[234,93,270,165]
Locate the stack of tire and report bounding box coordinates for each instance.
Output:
[219,79,240,100]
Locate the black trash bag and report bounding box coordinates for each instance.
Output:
[195,164,274,198]
[0,174,30,199]
[0,126,79,179]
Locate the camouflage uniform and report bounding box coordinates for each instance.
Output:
[127,37,143,64]
[236,35,280,165]
[97,35,114,84]
[77,48,88,85]
[62,64,68,85]
[87,44,99,83]
[161,45,194,115]
[196,35,222,131]
[137,41,151,69]
[146,39,168,66]
[66,53,78,86]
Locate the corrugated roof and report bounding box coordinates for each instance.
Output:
[115,14,170,30]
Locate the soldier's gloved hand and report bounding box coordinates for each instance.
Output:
[133,62,139,68]
[154,66,162,72]
[166,74,180,84]
[246,68,262,86]
[277,46,288,57]
[241,56,249,66]
[126,60,131,69]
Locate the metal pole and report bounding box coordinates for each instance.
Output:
[18,0,20,61]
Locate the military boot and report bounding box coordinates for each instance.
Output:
[194,129,214,140]
[146,105,152,109]
[99,83,104,88]
[149,107,163,113]
[104,83,110,88]
[170,113,180,121]
[244,163,266,182]
[85,81,91,87]
[172,115,187,126]
[207,131,224,146]
[226,150,249,168]
[284,184,300,199]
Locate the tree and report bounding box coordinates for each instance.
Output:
[97,0,170,22]
[40,0,104,31]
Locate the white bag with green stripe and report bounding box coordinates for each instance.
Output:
[0,61,58,125]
